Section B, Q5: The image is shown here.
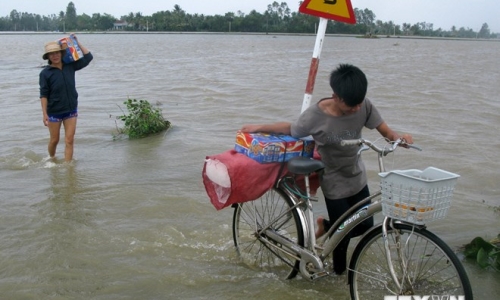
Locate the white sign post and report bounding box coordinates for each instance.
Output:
[301,17,328,113]
[298,0,356,112]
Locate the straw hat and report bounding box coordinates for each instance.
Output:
[42,41,63,60]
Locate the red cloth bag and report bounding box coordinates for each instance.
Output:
[202,149,286,210]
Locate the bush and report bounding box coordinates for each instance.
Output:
[463,235,500,271]
[115,98,171,139]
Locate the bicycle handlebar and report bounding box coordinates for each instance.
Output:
[341,138,422,156]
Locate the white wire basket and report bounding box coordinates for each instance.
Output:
[379,167,460,225]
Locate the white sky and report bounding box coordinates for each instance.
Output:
[2,0,499,32]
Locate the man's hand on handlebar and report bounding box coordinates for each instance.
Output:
[396,137,422,151]
[398,133,413,147]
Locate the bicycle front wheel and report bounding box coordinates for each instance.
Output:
[232,187,304,279]
[349,222,473,300]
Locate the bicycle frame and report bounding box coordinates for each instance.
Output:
[257,138,420,280]
[260,180,384,280]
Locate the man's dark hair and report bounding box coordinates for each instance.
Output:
[329,64,368,107]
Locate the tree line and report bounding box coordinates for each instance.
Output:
[0,1,496,39]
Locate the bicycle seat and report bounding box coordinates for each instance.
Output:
[287,157,325,175]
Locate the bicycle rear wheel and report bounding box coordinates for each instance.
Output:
[349,222,473,300]
[232,187,304,279]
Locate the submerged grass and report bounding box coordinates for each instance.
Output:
[113,98,171,139]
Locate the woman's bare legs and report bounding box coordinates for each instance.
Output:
[62,117,77,162]
[47,121,62,158]
[46,117,77,162]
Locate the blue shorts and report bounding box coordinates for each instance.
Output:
[48,110,78,123]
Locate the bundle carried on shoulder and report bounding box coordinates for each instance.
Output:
[58,34,83,63]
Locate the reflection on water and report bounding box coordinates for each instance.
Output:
[48,164,85,215]
[0,33,499,299]
[38,165,95,296]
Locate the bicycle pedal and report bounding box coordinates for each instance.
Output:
[310,271,330,280]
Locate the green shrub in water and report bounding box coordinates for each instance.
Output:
[115,98,171,139]
[463,235,500,271]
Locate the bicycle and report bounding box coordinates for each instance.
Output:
[231,138,473,299]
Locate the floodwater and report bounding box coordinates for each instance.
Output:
[0,32,499,299]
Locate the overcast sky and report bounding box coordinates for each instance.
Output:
[2,0,499,32]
